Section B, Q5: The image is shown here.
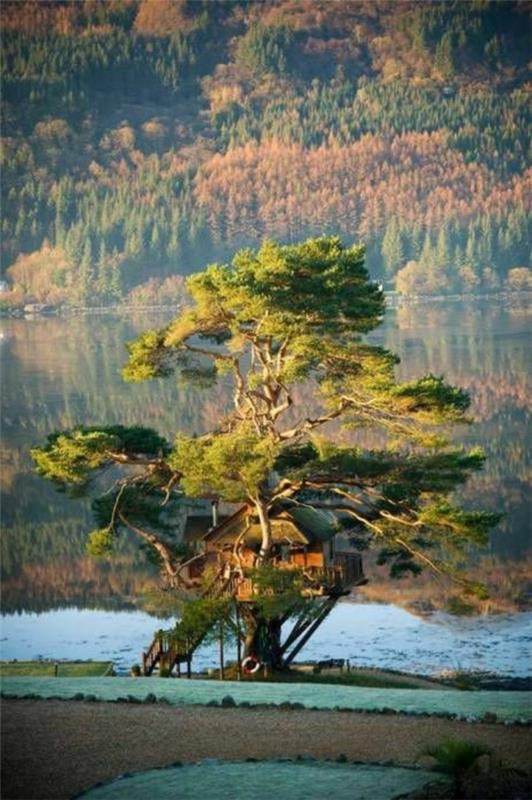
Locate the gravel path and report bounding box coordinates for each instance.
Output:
[2,699,532,800]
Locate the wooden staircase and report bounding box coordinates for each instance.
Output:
[142,572,233,676]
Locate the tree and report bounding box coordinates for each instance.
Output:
[434,32,455,81]
[32,236,500,671]
[381,218,404,279]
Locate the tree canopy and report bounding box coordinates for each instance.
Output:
[33,236,500,594]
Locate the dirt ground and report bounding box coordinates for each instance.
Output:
[2,699,531,800]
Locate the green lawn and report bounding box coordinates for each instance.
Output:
[208,665,424,690]
[0,661,113,677]
[268,671,422,690]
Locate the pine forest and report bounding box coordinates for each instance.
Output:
[1,0,530,306]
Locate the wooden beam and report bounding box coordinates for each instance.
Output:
[235,602,242,680]
[284,596,339,666]
[219,621,225,680]
[280,608,316,655]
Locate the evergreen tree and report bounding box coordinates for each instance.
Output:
[434,31,455,80]
[436,227,450,271]
[77,237,93,304]
[33,237,499,670]
[381,218,404,279]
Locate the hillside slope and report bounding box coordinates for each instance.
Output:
[1,0,530,304]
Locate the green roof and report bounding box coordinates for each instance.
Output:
[284,507,340,542]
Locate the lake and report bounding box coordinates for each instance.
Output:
[1,297,530,675]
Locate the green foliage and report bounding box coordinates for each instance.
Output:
[122,330,174,382]
[419,503,503,546]
[230,237,384,337]
[235,23,293,78]
[169,427,278,502]
[246,565,308,620]
[391,375,471,421]
[168,594,233,651]
[377,548,423,579]
[31,425,169,487]
[31,429,118,486]
[445,597,477,616]
[423,739,492,793]
[86,528,114,558]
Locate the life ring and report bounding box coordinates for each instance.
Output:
[242,655,261,674]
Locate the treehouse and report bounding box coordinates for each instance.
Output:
[142,502,366,676]
[181,502,366,599]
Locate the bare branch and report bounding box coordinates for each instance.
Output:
[118,512,192,589]
[278,399,351,440]
[183,343,234,362]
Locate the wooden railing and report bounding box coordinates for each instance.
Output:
[142,571,233,676]
[234,554,364,601]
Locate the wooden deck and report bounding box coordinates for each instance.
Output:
[235,553,365,601]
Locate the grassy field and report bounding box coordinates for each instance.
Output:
[0,661,113,677]
[204,665,433,690]
[269,671,423,690]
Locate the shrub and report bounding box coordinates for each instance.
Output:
[221,694,236,707]
[422,739,492,796]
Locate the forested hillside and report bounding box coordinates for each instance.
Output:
[1,0,530,305]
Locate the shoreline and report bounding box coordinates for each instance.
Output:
[1,290,530,319]
[2,659,531,690]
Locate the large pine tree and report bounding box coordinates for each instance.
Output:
[32,237,499,670]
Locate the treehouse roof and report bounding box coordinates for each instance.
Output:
[185,504,340,549]
[184,515,229,542]
[286,506,340,542]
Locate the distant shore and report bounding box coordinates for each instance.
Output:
[1,290,530,319]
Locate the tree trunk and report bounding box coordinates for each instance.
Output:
[241,606,284,670]
[254,497,272,562]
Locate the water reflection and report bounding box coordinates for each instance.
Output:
[1,299,530,615]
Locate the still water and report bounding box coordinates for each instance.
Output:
[1,298,530,674]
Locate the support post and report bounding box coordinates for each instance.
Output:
[284,597,339,666]
[235,602,242,680]
[219,620,225,680]
[280,608,315,655]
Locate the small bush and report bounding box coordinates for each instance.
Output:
[221,695,236,707]
[422,739,492,795]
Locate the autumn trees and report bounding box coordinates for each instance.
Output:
[32,236,500,669]
[1,1,530,303]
